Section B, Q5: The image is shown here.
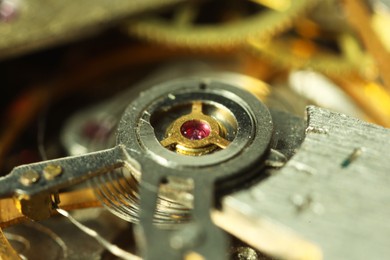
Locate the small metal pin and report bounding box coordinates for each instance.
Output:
[341,148,363,168]
[51,193,61,208]
[19,170,40,186]
[43,164,63,180]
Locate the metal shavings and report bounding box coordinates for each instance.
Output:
[56,208,141,260]
[305,126,329,134]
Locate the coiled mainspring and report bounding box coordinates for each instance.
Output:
[90,168,192,225]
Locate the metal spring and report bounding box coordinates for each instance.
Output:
[91,169,189,224]
[61,85,193,224]
[89,147,191,225]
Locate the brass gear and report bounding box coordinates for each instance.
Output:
[126,0,316,50]
[247,18,376,78]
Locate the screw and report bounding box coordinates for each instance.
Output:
[19,170,40,186]
[43,164,63,180]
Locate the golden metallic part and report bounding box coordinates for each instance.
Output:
[372,7,390,52]
[341,0,390,92]
[0,228,21,260]
[18,170,40,186]
[185,252,205,260]
[191,101,203,114]
[43,164,63,180]
[331,74,390,128]
[247,28,375,78]
[209,136,230,150]
[250,0,291,12]
[161,101,230,156]
[203,72,271,101]
[14,193,53,221]
[0,188,100,228]
[127,0,316,50]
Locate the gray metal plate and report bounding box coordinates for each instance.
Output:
[217,106,390,260]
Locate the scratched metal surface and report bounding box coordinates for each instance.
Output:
[0,0,179,60]
[222,106,390,260]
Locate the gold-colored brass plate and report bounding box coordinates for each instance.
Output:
[0,228,20,260]
[0,188,100,228]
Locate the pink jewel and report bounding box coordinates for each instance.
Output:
[180,120,211,140]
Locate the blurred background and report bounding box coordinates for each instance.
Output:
[1,0,390,259]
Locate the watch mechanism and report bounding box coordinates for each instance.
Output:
[1,0,390,260]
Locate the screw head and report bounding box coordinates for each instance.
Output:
[43,164,63,180]
[19,170,40,186]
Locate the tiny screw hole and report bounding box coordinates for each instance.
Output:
[161,177,169,184]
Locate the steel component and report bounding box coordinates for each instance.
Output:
[60,69,270,157]
[214,106,390,260]
[0,0,180,60]
[126,80,272,169]
[89,76,274,229]
[0,76,275,260]
[0,146,128,198]
[59,69,271,228]
[104,77,273,259]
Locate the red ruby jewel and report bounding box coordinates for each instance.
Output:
[180,120,211,140]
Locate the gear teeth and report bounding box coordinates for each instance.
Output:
[126,0,318,51]
[247,33,375,78]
